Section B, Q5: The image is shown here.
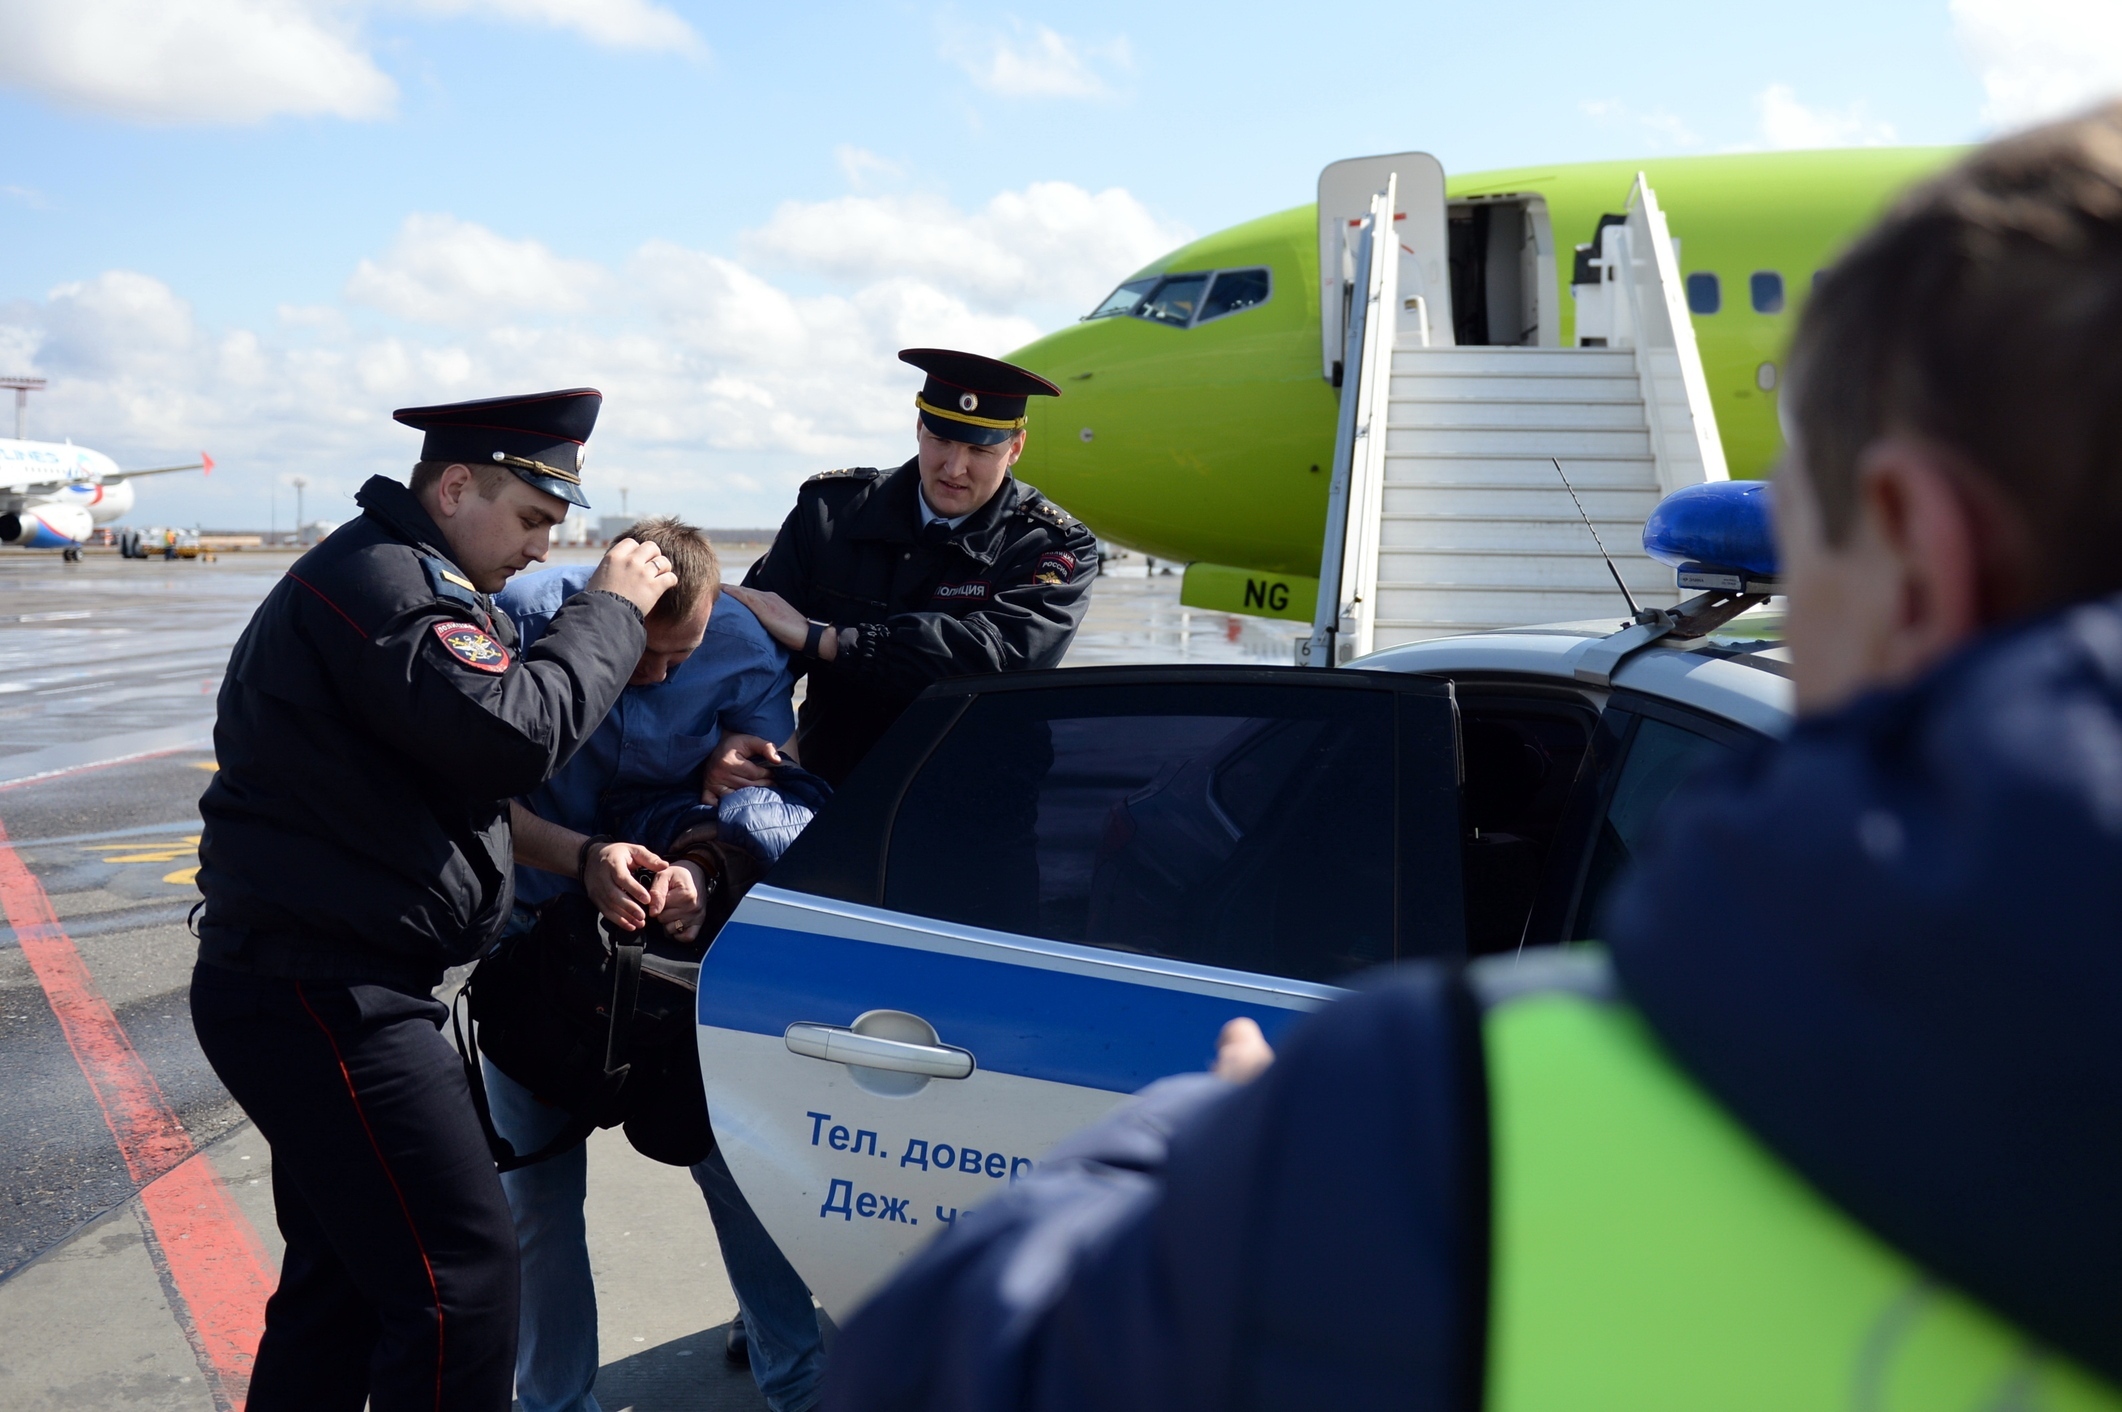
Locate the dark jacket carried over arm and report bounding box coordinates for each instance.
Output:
[196,475,644,992]
[743,459,1097,785]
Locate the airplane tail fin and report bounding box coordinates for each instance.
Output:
[201,452,214,476]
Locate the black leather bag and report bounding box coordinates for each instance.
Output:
[453,891,708,1168]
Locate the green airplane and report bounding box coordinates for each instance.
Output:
[1007,148,1954,624]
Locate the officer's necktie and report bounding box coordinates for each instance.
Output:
[919,518,954,550]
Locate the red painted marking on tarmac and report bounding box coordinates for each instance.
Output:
[0,815,274,1403]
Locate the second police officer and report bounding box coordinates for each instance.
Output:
[190,390,676,1412]
[724,349,1099,786]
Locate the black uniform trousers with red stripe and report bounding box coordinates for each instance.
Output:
[191,961,517,1412]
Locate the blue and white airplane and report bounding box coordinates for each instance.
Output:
[1,437,213,560]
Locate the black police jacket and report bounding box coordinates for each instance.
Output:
[743,459,1098,785]
[196,476,645,992]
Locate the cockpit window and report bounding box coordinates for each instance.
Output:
[1197,267,1272,323]
[1086,278,1157,320]
[1137,273,1209,327]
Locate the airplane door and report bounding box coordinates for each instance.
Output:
[1319,152,1454,375]
[696,665,1465,1317]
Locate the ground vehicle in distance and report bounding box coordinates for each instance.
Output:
[696,581,1789,1315]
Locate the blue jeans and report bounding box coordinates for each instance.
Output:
[483,1060,825,1412]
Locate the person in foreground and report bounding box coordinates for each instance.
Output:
[487,517,829,1412]
[823,108,2122,1408]
[191,391,675,1411]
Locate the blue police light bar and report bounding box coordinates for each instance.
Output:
[1641,479,1780,593]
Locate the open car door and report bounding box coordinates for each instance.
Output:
[696,665,1466,1316]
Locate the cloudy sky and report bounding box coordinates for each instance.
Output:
[0,0,2116,529]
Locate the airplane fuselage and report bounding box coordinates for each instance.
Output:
[1008,147,1956,579]
[1,439,137,548]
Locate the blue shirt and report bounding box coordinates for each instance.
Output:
[497,564,795,912]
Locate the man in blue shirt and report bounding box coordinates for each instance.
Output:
[487,517,826,1412]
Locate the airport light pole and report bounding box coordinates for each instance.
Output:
[0,376,46,440]
[291,477,308,544]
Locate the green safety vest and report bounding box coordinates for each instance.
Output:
[1484,986,2122,1411]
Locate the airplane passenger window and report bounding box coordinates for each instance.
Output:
[1751,271,1785,314]
[1086,278,1158,320]
[1686,272,1722,315]
[1136,274,1210,328]
[1196,268,1272,323]
[881,682,1403,982]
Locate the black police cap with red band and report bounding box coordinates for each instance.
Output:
[900,348,1060,447]
[393,388,602,509]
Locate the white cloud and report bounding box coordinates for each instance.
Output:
[4,185,52,210]
[836,145,905,191]
[944,22,1130,100]
[1753,84,1898,149]
[409,0,702,55]
[0,0,702,126]
[345,214,609,325]
[0,0,397,124]
[1952,0,2122,129]
[1579,98,1702,150]
[743,181,1190,316]
[0,178,1159,525]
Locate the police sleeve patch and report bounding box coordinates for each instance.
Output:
[1031,551,1077,585]
[433,621,511,673]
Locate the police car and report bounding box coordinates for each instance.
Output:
[695,481,1791,1316]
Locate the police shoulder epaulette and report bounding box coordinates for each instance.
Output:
[421,554,485,611]
[1020,497,1076,529]
[806,466,880,484]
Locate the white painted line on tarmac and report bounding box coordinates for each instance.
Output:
[0,720,216,790]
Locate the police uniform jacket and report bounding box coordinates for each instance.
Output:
[196,475,645,992]
[743,458,1098,785]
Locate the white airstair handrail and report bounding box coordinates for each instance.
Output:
[1612,174,1728,490]
[1301,176,1398,668]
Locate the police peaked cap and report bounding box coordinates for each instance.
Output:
[901,348,1060,447]
[393,388,602,509]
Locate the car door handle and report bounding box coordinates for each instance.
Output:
[783,1023,976,1080]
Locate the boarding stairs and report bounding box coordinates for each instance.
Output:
[1302,165,1727,665]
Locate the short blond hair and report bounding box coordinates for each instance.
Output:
[620,516,720,626]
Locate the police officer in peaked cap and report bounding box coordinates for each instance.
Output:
[189,389,677,1411]
[724,349,1099,787]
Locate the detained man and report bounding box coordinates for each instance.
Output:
[822,109,2122,1406]
[486,517,827,1412]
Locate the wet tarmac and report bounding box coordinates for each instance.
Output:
[0,541,1294,1409]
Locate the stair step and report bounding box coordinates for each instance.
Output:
[1380,485,1659,518]
[1384,426,1652,457]
[1388,399,1648,431]
[1382,455,1658,487]
[1378,519,1664,553]
[1375,558,1671,591]
[1373,585,1677,627]
[1390,347,1635,375]
[1388,374,1644,402]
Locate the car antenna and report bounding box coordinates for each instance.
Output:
[1552,457,1643,620]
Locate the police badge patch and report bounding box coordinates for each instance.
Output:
[1032,551,1077,586]
[433,621,511,673]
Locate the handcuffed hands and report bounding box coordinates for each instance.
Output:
[582,839,668,931]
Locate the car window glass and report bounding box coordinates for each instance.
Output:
[1198,268,1271,323]
[1574,715,1733,937]
[882,683,1397,982]
[1138,274,1210,327]
[1459,701,1595,955]
[1086,278,1157,320]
